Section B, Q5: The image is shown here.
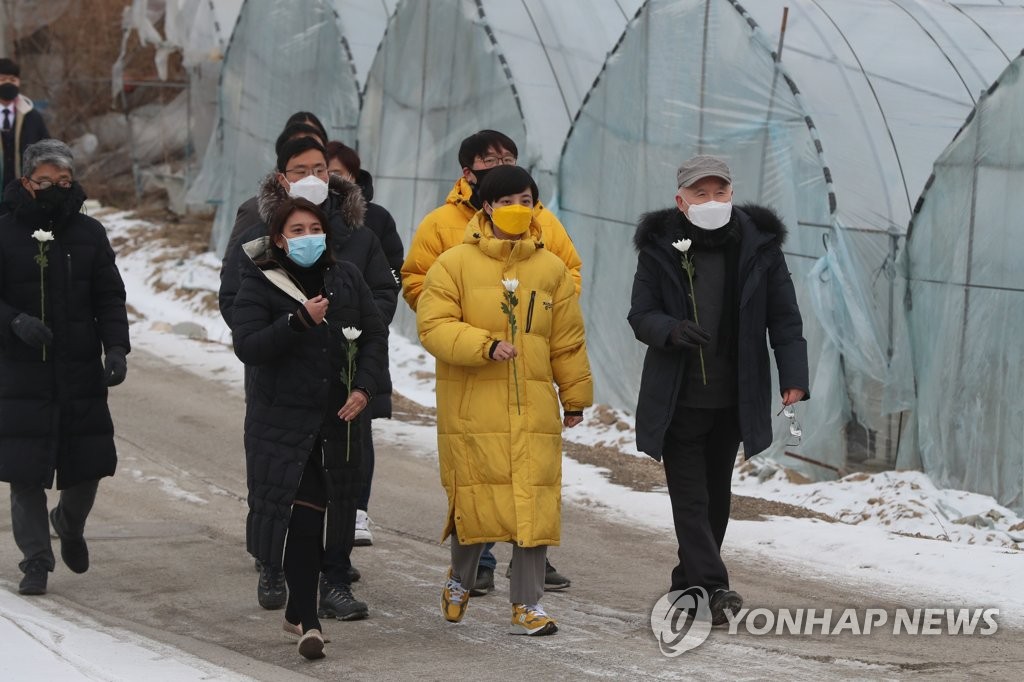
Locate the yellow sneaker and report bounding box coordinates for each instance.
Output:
[441,569,470,623]
[510,603,558,636]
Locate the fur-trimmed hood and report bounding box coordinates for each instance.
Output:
[256,173,367,228]
[633,203,787,252]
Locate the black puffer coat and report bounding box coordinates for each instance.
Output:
[628,204,809,461]
[0,182,129,488]
[219,173,397,417]
[232,239,389,566]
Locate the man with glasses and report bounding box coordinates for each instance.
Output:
[401,129,581,597]
[0,58,50,194]
[0,139,130,596]
[628,154,809,626]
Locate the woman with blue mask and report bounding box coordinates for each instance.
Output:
[231,198,389,660]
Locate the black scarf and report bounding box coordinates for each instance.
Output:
[265,244,328,299]
[669,211,741,360]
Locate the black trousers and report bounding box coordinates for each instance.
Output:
[662,405,741,594]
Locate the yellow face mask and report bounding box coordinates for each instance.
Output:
[490,204,533,235]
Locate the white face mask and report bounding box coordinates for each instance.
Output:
[287,175,329,205]
[683,199,733,230]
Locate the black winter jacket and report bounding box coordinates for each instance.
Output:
[219,174,398,329]
[628,204,808,460]
[355,169,404,279]
[232,240,389,566]
[0,183,129,488]
[219,174,397,417]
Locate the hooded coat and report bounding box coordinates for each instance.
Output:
[0,182,129,489]
[219,173,397,417]
[401,177,582,311]
[628,204,808,461]
[231,238,389,565]
[0,94,50,189]
[417,211,592,548]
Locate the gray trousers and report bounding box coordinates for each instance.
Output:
[10,479,99,573]
[450,533,547,606]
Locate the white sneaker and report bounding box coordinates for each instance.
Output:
[354,509,373,546]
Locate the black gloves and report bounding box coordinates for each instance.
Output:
[104,347,128,387]
[670,320,711,349]
[11,313,53,349]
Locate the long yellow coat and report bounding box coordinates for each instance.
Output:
[401,177,583,310]
[417,212,593,547]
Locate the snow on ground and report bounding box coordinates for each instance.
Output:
[8,208,1020,675]
[0,588,250,681]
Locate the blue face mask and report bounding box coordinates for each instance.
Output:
[284,234,326,268]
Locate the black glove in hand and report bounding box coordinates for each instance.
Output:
[104,347,128,387]
[11,313,53,349]
[670,320,711,349]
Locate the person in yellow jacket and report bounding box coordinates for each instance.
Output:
[401,129,582,312]
[404,129,580,595]
[417,166,592,636]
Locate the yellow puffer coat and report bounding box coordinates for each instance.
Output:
[417,212,593,547]
[401,177,582,310]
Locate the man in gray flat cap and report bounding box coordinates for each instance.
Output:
[627,154,809,625]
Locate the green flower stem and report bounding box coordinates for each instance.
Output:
[502,290,522,414]
[346,340,356,461]
[682,255,707,385]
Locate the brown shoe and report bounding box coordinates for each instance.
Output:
[297,629,326,660]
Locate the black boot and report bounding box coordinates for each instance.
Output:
[258,563,287,610]
[319,578,368,620]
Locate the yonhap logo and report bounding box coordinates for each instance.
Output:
[650,588,713,656]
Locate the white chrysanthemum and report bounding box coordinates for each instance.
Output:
[502,278,519,293]
[342,327,362,341]
[32,230,55,242]
[672,238,692,253]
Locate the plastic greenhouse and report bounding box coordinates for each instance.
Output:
[559,0,1024,481]
[167,0,398,256]
[356,0,644,330]
[898,51,1024,511]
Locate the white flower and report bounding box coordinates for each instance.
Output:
[32,230,55,243]
[672,238,692,253]
[342,327,362,341]
[502,278,519,293]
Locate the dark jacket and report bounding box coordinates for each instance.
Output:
[219,174,398,328]
[355,169,404,279]
[232,238,389,566]
[628,204,809,461]
[0,95,50,190]
[0,182,130,488]
[220,173,398,417]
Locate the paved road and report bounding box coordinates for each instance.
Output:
[1,349,1020,680]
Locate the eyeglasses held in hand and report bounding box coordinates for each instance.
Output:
[776,404,802,447]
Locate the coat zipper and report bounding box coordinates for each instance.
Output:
[525,291,536,333]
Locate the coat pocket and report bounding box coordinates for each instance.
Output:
[525,291,537,333]
[459,374,476,421]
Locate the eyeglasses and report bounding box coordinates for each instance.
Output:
[28,178,73,190]
[284,165,328,180]
[478,155,516,169]
[777,405,803,447]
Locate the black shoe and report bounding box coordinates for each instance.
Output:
[319,579,368,621]
[348,565,361,583]
[49,508,89,574]
[469,565,494,597]
[709,588,743,626]
[543,559,571,591]
[257,564,287,610]
[18,561,48,595]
